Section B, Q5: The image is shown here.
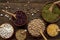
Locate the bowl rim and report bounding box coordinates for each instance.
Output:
[41,2,60,23]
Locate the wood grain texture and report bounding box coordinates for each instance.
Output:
[0,0,60,40]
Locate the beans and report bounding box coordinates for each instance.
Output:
[12,11,27,26]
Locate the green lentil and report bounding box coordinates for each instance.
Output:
[42,3,60,23]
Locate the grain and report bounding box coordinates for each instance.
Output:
[28,19,45,37]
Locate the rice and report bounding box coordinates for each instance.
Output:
[0,23,14,39]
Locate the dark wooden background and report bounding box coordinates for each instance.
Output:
[0,0,60,40]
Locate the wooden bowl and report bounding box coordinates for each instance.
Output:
[0,23,14,39]
[42,2,60,23]
[15,29,27,40]
[47,24,59,37]
[28,19,45,37]
[11,11,28,26]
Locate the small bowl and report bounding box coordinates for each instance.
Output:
[11,11,28,26]
[15,29,27,40]
[0,23,14,39]
[47,24,59,37]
